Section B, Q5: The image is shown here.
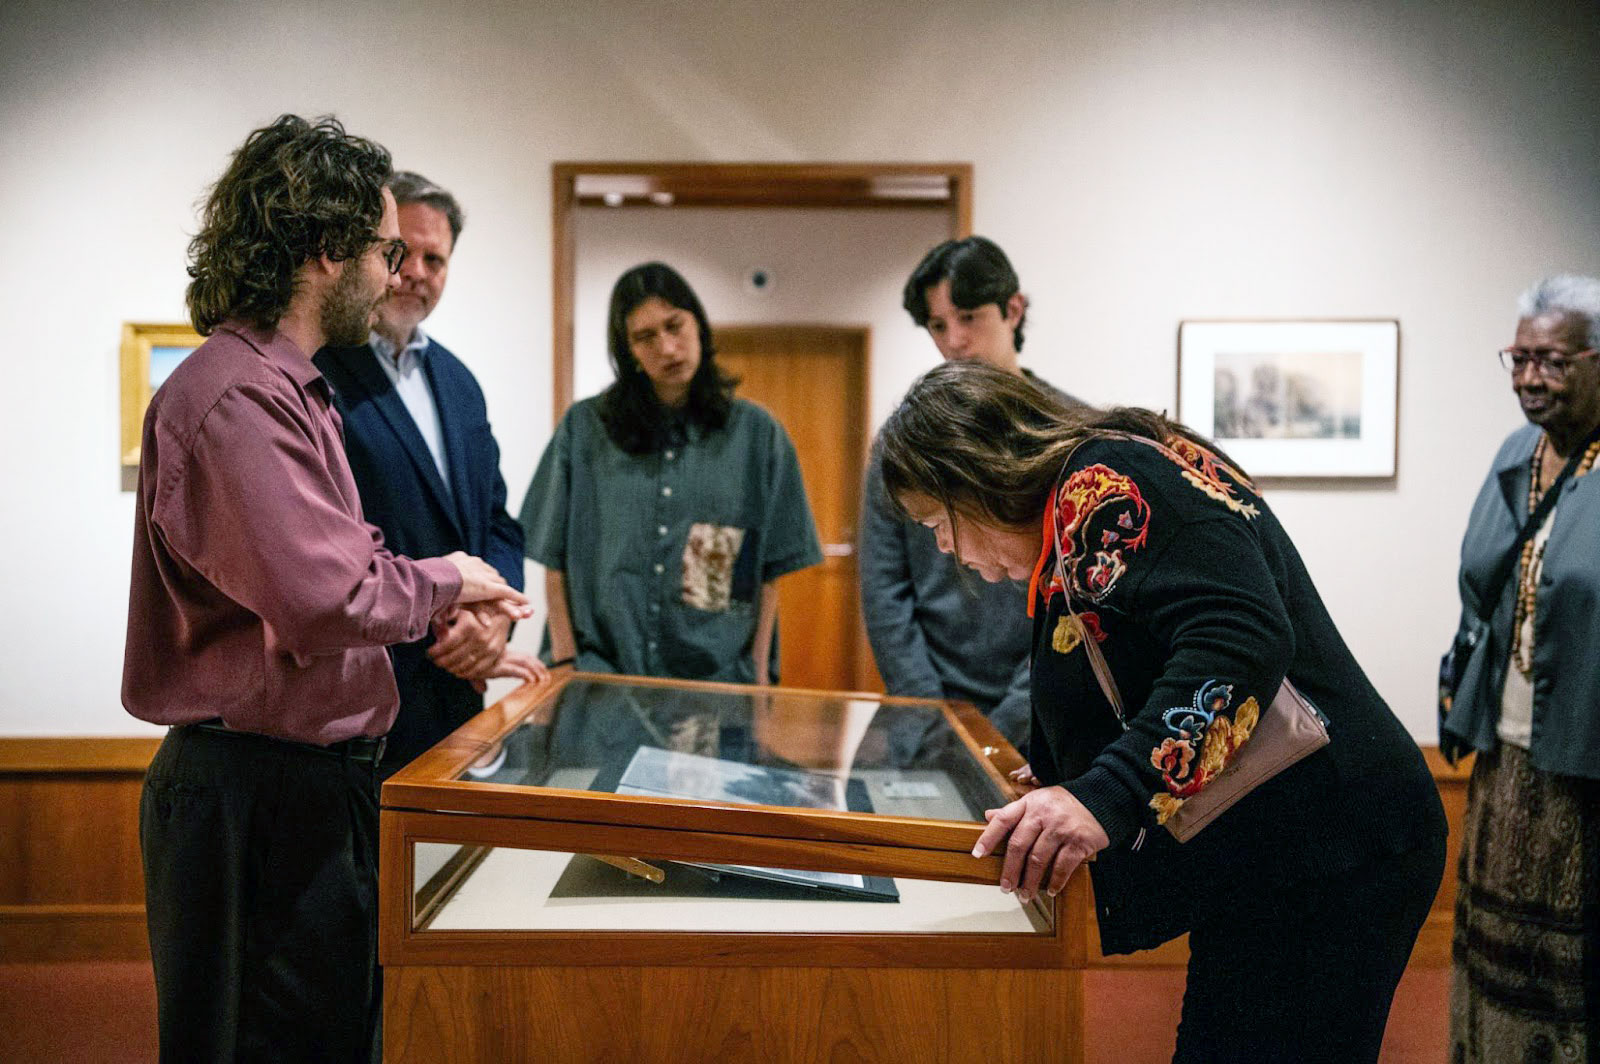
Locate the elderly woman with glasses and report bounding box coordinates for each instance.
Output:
[1443,274,1600,1062]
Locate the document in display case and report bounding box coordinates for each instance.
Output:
[607,746,899,900]
[379,671,1092,1063]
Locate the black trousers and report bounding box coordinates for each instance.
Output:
[1174,835,1446,1064]
[140,725,384,1063]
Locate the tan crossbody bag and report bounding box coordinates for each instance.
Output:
[1048,435,1330,842]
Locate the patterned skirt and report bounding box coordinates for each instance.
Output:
[1451,743,1598,1063]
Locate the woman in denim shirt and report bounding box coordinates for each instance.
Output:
[520,263,821,685]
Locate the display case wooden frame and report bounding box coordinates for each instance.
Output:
[379,671,1092,1063]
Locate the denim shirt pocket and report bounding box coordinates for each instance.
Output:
[681,523,748,612]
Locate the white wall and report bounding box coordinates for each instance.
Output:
[1,0,1595,737]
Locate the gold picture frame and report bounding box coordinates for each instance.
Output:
[120,321,202,469]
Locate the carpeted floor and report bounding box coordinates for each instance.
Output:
[0,961,1447,1062]
[1082,966,1449,1063]
[1,962,158,1064]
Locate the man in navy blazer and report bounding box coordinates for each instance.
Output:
[315,171,540,776]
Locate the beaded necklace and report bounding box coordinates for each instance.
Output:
[1510,432,1600,676]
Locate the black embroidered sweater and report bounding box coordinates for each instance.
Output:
[1028,436,1444,954]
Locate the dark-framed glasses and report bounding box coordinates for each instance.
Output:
[1498,346,1599,380]
[377,237,408,275]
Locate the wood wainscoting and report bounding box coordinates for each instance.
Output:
[0,737,1469,966]
[0,737,161,961]
[1088,748,1472,970]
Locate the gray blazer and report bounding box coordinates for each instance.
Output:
[1442,423,1600,778]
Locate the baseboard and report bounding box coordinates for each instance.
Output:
[1408,910,1454,969]
[0,736,161,772]
[0,904,150,962]
[1089,933,1190,969]
[1089,908,1455,971]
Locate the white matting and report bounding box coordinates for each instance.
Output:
[425,846,1039,934]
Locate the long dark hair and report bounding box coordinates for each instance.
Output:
[185,114,392,335]
[596,262,737,455]
[878,361,1231,537]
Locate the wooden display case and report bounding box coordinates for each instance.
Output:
[379,671,1091,1063]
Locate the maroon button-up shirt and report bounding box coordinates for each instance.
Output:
[123,322,462,744]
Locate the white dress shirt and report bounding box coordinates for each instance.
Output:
[369,327,451,500]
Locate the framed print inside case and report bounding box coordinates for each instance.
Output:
[120,321,202,469]
[1177,319,1399,478]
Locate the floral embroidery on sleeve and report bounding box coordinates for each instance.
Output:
[1147,679,1260,825]
[1160,437,1260,519]
[1044,464,1151,607]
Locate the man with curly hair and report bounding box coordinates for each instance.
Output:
[123,114,537,1062]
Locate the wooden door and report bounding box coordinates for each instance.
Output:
[715,326,881,696]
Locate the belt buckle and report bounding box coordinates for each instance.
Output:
[336,734,384,764]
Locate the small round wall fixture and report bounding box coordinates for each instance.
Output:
[743,267,775,295]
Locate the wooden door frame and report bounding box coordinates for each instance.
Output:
[550,162,973,422]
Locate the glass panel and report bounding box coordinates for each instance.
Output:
[454,677,1006,824]
[411,841,1052,936]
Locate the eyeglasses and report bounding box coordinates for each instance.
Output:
[376,237,408,275]
[1498,346,1600,380]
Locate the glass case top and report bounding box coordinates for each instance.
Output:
[452,676,1010,826]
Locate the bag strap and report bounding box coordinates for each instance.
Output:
[1047,433,1131,728]
[1051,532,1127,725]
[1474,424,1600,625]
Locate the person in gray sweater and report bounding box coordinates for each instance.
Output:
[860,237,1088,759]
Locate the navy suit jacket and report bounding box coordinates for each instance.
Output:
[314,338,524,773]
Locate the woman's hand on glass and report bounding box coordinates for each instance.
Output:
[971,786,1109,902]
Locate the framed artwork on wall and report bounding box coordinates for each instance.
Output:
[120,321,202,469]
[1177,319,1400,478]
